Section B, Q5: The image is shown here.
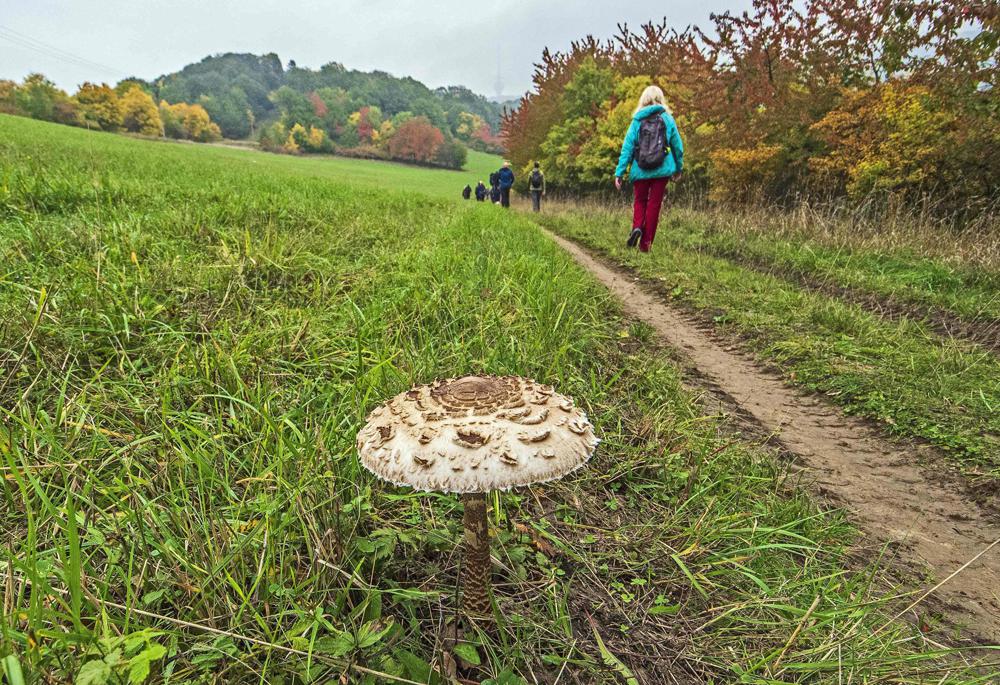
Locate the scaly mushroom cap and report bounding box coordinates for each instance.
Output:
[356,375,598,493]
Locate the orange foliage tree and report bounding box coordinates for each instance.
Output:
[385,116,444,163]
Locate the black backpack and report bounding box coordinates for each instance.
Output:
[530,169,543,189]
[635,114,667,170]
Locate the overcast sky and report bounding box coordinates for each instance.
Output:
[2,0,749,97]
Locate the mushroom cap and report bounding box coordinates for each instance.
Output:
[356,375,598,493]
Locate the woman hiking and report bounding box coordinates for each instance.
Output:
[614,86,683,252]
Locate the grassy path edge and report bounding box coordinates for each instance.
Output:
[538,224,1000,644]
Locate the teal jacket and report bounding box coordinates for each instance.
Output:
[615,105,684,181]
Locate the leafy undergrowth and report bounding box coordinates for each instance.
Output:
[534,208,1000,477]
[1,116,996,683]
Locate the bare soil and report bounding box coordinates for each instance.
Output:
[546,229,1000,645]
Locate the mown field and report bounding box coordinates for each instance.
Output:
[536,204,1000,480]
[1,114,996,684]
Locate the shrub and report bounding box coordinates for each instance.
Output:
[433,138,467,169]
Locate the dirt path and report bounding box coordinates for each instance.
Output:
[546,230,1000,644]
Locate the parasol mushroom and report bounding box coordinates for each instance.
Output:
[356,375,598,617]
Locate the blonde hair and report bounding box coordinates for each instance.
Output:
[635,85,671,115]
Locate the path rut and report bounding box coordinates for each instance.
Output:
[547,229,1000,644]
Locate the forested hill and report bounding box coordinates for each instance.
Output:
[130,52,505,143]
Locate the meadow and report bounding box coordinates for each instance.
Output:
[1,114,997,684]
[536,204,1000,477]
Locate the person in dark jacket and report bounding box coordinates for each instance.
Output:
[497,161,515,208]
[462,184,472,200]
[614,85,683,253]
[528,162,545,212]
[475,181,487,201]
[489,171,501,204]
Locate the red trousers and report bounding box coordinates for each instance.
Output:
[631,176,669,252]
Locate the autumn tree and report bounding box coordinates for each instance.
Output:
[75,82,123,131]
[285,122,307,152]
[305,125,330,152]
[385,116,444,163]
[349,105,383,143]
[159,101,222,141]
[121,85,163,136]
[454,112,486,142]
[0,80,17,114]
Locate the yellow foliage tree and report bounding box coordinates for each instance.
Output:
[74,82,123,131]
[284,123,307,153]
[0,79,16,114]
[305,125,327,152]
[708,145,784,203]
[455,112,486,142]
[120,86,162,136]
[378,120,395,144]
[159,101,222,142]
[811,83,957,199]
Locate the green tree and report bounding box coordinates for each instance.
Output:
[113,78,153,96]
[270,86,317,127]
[14,73,74,122]
[562,57,615,120]
[199,88,252,138]
[433,137,467,169]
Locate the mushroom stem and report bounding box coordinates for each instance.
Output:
[461,492,491,617]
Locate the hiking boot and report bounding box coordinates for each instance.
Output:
[627,227,642,248]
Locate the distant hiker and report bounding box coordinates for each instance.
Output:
[528,162,545,212]
[489,171,501,204]
[475,181,487,201]
[463,184,472,200]
[614,85,684,253]
[498,161,515,208]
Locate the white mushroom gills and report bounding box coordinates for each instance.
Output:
[356,375,599,617]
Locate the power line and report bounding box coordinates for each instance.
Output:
[0,25,126,75]
[0,25,128,79]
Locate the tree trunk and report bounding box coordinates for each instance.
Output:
[461,492,491,617]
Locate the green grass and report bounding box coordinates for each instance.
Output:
[665,207,1000,330]
[1,114,996,683]
[217,145,502,198]
[535,206,1000,474]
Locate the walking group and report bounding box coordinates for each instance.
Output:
[463,159,544,210]
[461,84,683,252]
